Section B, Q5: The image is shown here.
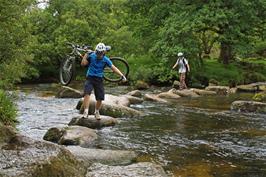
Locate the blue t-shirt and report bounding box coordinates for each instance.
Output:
[86,52,113,78]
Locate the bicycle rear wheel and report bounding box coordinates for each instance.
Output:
[59,56,76,85]
[104,57,129,82]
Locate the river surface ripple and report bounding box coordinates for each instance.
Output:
[16,84,266,177]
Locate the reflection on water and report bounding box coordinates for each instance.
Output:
[16,84,266,177]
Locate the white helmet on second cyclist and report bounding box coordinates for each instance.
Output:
[95,43,106,53]
[178,52,184,57]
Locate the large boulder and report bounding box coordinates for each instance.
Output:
[86,162,168,177]
[231,101,266,114]
[0,125,86,177]
[43,126,97,147]
[56,86,83,98]
[76,94,143,118]
[66,146,137,167]
[69,116,118,129]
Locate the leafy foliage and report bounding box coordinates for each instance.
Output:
[0,90,17,126]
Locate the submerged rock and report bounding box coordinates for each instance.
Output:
[231,101,266,114]
[0,125,86,177]
[86,162,168,177]
[66,146,137,167]
[56,86,83,98]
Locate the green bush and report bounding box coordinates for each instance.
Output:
[0,90,17,126]
[243,72,266,84]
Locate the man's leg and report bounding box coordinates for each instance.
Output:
[83,94,90,118]
[94,100,102,120]
[83,78,93,118]
[94,77,104,120]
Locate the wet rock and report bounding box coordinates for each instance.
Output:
[228,87,237,94]
[56,86,83,98]
[127,90,142,97]
[69,116,118,129]
[191,88,216,96]
[157,90,181,99]
[231,101,266,114]
[66,146,137,167]
[253,91,266,103]
[236,84,258,92]
[44,126,97,147]
[172,80,180,89]
[123,95,143,104]
[135,80,149,90]
[237,82,266,92]
[205,86,229,95]
[0,125,86,177]
[171,88,200,97]
[144,93,167,103]
[86,162,168,177]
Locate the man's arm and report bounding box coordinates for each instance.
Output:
[81,53,89,66]
[111,65,126,81]
[187,63,190,72]
[172,59,178,69]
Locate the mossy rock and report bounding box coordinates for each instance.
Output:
[253,91,266,103]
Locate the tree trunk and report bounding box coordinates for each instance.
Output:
[219,42,233,64]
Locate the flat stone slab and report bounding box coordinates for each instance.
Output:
[86,162,168,177]
[66,146,137,167]
[231,101,266,114]
[69,116,118,129]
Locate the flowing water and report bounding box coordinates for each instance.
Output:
[16,83,266,177]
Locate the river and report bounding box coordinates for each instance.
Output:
[16,83,266,177]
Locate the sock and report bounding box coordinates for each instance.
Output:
[95,109,99,113]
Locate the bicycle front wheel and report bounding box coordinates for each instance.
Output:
[104,57,129,82]
[59,56,76,85]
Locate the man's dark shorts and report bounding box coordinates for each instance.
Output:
[84,76,104,100]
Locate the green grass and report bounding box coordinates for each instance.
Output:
[202,58,266,86]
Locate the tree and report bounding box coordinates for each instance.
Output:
[0,0,37,88]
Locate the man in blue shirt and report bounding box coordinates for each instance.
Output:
[81,43,126,120]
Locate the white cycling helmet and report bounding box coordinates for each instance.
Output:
[95,43,106,52]
[177,52,183,57]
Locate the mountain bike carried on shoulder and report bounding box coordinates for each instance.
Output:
[59,42,129,85]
